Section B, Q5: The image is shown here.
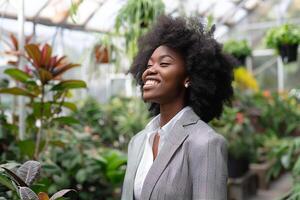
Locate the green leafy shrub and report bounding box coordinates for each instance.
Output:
[223,39,252,59]
[39,127,126,200]
[265,24,300,50]
[71,96,149,150]
[0,160,75,200]
[211,106,256,161]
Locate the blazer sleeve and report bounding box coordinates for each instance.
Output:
[121,137,134,200]
[190,132,228,200]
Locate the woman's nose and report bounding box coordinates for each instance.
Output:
[147,64,158,74]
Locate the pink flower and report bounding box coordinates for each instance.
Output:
[236,112,244,124]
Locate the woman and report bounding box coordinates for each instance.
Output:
[121,15,234,200]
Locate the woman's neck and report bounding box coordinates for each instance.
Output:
[159,100,185,127]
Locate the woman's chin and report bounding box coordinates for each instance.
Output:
[142,94,159,103]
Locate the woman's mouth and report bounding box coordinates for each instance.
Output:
[143,79,160,90]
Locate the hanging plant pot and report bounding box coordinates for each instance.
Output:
[235,55,247,66]
[94,45,110,63]
[228,154,250,178]
[278,44,298,63]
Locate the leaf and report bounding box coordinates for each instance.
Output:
[4,68,32,83]
[51,80,87,91]
[37,68,53,84]
[0,173,15,191]
[10,33,18,50]
[19,186,39,200]
[41,44,52,69]
[52,63,80,77]
[48,101,77,112]
[17,140,36,158]
[33,102,52,118]
[1,167,28,187]
[49,140,66,148]
[50,189,75,200]
[54,56,66,67]
[17,161,41,186]
[38,192,50,200]
[61,102,77,112]
[0,87,37,97]
[48,56,57,72]
[25,44,41,68]
[52,116,79,125]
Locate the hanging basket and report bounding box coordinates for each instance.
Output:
[278,44,298,63]
[94,45,110,63]
[235,55,247,66]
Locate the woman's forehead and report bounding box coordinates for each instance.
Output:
[148,45,182,61]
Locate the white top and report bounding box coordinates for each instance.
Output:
[133,106,192,200]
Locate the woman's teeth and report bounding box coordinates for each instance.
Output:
[145,80,159,86]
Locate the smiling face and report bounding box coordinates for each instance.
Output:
[142,45,189,104]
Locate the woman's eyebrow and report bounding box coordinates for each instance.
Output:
[159,55,175,61]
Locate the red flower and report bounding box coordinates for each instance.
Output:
[236,112,244,124]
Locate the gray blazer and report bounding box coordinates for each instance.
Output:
[121,109,228,200]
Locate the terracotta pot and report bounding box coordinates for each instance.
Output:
[94,45,109,63]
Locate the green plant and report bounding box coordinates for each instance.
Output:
[265,24,300,50]
[237,91,300,137]
[114,0,165,61]
[0,43,86,159]
[211,106,256,161]
[71,96,149,150]
[267,137,300,199]
[38,127,127,200]
[0,160,75,200]
[259,92,300,137]
[223,39,252,59]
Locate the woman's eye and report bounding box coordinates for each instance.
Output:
[160,62,170,66]
[147,64,152,68]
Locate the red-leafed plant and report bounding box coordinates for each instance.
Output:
[0,43,87,159]
[3,33,33,66]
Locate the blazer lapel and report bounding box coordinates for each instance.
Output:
[140,109,199,199]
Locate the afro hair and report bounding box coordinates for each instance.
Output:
[130,15,235,123]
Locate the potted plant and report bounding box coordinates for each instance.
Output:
[114,0,165,61]
[223,39,252,66]
[211,106,256,178]
[265,23,300,63]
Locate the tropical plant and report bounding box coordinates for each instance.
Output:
[0,160,75,200]
[236,91,300,137]
[2,33,33,66]
[38,127,127,200]
[223,39,251,62]
[71,96,149,150]
[114,0,165,61]
[259,92,300,137]
[0,43,86,159]
[267,137,300,193]
[211,106,256,161]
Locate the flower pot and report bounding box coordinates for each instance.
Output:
[279,44,298,63]
[235,55,247,66]
[94,45,109,63]
[228,154,250,178]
